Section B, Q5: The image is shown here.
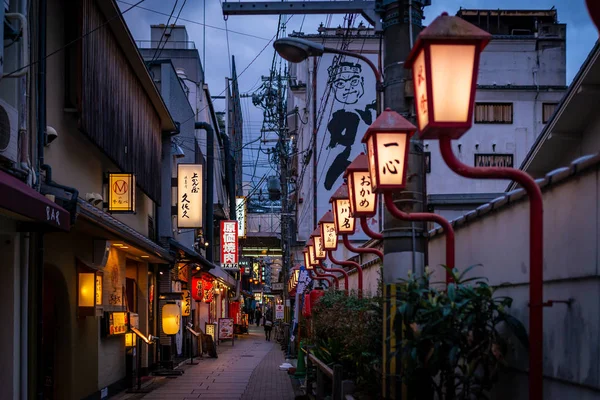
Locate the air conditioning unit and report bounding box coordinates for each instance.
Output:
[0,98,19,165]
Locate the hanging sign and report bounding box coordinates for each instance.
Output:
[202,279,214,303]
[181,290,191,317]
[108,173,136,213]
[220,220,239,270]
[236,197,247,238]
[177,164,203,228]
[355,171,377,215]
[177,264,189,283]
[191,277,203,301]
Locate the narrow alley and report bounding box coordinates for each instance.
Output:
[114,327,296,400]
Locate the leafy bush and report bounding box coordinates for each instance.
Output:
[311,289,383,398]
[397,266,528,399]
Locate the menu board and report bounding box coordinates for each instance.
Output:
[205,323,216,342]
[218,318,234,340]
[106,311,128,336]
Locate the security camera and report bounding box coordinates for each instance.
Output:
[46,126,58,146]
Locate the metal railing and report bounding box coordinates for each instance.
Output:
[136,40,196,50]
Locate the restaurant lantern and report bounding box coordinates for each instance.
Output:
[404,12,491,140]
[77,262,103,318]
[319,211,338,251]
[307,238,318,267]
[161,302,181,335]
[310,228,327,261]
[330,184,355,235]
[344,153,377,218]
[303,248,313,270]
[361,108,416,192]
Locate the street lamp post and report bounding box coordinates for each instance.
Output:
[310,236,349,293]
[405,12,544,400]
[362,108,455,283]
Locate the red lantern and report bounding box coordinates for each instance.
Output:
[404,12,491,140]
[191,276,203,301]
[344,153,377,218]
[330,184,355,235]
[302,294,311,318]
[202,279,214,303]
[310,289,325,308]
[319,211,338,251]
[362,108,416,192]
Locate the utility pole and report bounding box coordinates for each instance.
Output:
[222,2,428,398]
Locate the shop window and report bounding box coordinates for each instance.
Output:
[474,103,513,124]
[543,103,558,123]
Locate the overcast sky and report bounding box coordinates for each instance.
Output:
[119,0,597,189]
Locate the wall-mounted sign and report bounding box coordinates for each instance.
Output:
[474,153,514,168]
[254,292,263,302]
[272,282,284,291]
[181,290,191,317]
[108,173,135,213]
[177,164,203,228]
[105,311,129,336]
[220,220,239,270]
[236,197,247,238]
[177,264,190,283]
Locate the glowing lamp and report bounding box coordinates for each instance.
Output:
[404,12,491,139]
[307,239,318,267]
[344,153,377,217]
[362,108,416,192]
[330,184,355,234]
[310,228,327,260]
[303,249,313,270]
[294,268,300,285]
[319,211,338,251]
[77,263,103,318]
[125,332,137,348]
[161,303,181,335]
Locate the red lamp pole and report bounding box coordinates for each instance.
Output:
[310,270,332,287]
[343,234,383,261]
[383,193,455,284]
[320,259,349,294]
[360,217,383,240]
[439,136,544,400]
[327,251,361,298]
[316,267,339,289]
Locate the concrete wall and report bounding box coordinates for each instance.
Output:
[428,163,600,399]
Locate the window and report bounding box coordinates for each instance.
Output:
[474,103,513,124]
[543,103,558,123]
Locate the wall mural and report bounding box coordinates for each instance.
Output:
[317,53,379,240]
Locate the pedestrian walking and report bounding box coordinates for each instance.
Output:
[255,307,262,327]
[263,306,273,341]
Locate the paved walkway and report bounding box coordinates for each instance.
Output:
[116,326,295,400]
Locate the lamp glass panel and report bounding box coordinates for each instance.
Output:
[367,136,378,190]
[308,245,317,266]
[375,132,409,187]
[347,174,357,214]
[322,222,338,250]
[95,275,103,305]
[334,199,354,234]
[353,171,376,214]
[412,49,430,130]
[314,236,326,260]
[161,303,181,335]
[78,272,95,307]
[430,44,476,123]
[303,251,310,268]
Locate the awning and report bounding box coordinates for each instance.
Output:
[0,170,71,231]
[77,199,173,262]
[168,238,215,271]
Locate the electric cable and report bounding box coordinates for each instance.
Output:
[153,0,188,61]
[150,0,179,62]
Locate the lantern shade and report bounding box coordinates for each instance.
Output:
[362,109,416,192]
[310,228,327,260]
[125,332,137,347]
[330,184,355,235]
[344,153,377,217]
[303,249,312,269]
[307,239,318,267]
[78,272,95,307]
[77,261,103,318]
[162,303,181,335]
[319,211,338,251]
[405,12,491,140]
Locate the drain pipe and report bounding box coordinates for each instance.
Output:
[35,0,47,398]
[195,122,214,262]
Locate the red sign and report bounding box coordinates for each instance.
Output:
[191,276,203,301]
[220,220,239,270]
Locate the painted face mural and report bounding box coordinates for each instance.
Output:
[329,62,365,105]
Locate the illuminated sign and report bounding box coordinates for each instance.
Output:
[313,236,326,260]
[220,220,239,270]
[205,323,216,342]
[413,49,429,131]
[236,197,247,238]
[108,173,135,213]
[181,290,191,317]
[191,276,203,301]
[177,164,203,228]
[106,311,128,336]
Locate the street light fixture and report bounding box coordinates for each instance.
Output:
[319,211,338,251]
[302,248,313,270]
[310,228,327,261]
[330,184,355,235]
[405,12,491,140]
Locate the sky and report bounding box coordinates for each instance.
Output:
[119,0,598,190]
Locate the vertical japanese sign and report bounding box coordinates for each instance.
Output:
[236,197,247,238]
[316,52,379,239]
[177,164,203,228]
[181,290,191,317]
[413,49,429,130]
[108,173,135,213]
[355,171,376,214]
[220,220,239,270]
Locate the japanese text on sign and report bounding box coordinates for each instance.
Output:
[336,199,354,233]
[177,164,203,228]
[220,220,239,270]
[181,290,191,317]
[108,173,136,213]
[236,197,246,238]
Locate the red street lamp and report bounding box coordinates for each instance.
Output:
[311,234,349,293]
[407,12,544,400]
[310,228,327,261]
[319,211,338,251]
[307,239,319,268]
[362,108,455,283]
[302,248,313,270]
[344,153,383,241]
[405,12,491,140]
[330,184,356,235]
